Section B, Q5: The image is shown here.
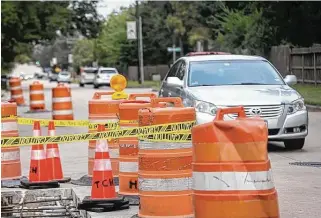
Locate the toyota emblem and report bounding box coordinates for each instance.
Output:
[250,107,262,115]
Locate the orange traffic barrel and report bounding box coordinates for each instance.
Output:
[118,93,157,196]
[52,83,73,120]
[1,101,21,180]
[29,81,45,111]
[192,106,280,218]
[9,77,25,106]
[138,97,196,218]
[88,91,125,179]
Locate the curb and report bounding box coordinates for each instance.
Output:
[306,104,321,112]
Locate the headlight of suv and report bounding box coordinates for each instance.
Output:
[287,98,306,114]
[194,100,218,116]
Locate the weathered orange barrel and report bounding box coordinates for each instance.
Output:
[52,83,73,120]
[88,91,124,178]
[9,77,25,105]
[118,93,158,196]
[138,97,195,218]
[29,81,45,111]
[192,106,280,218]
[1,101,21,180]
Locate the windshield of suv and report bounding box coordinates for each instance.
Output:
[188,60,285,87]
[100,70,117,74]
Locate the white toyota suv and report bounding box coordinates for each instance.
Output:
[159,52,308,150]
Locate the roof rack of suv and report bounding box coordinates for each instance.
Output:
[186,51,231,56]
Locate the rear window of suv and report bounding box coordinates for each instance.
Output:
[84,69,97,74]
[100,70,117,74]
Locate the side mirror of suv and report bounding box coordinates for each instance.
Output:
[284,75,297,86]
[167,76,183,87]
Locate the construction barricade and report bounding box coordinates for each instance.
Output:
[1,101,21,181]
[28,81,47,112]
[192,106,280,218]
[9,77,25,106]
[118,93,165,203]
[138,97,195,218]
[52,83,73,120]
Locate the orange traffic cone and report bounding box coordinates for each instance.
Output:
[20,121,59,189]
[77,124,129,212]
[46,121,71,183]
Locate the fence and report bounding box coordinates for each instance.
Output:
[270,45,321,85]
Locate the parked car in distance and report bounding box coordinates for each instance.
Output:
[93,67,119,89]
[79,67,97,87]
[57,71,72,83]
[49,72,59,82]
[159,51,308,150]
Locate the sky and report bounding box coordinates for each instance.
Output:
[96,0,136,18]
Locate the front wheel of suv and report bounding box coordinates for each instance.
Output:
[79,83,84,87]
[94,84,99,89]
[284,138,305,150]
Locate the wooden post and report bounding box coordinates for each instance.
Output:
[313,52,317,86]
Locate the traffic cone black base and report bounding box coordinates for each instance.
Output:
[20,180,59,189]
[55,177,71,183]
[77,196,129,212]
[118,195,140,205]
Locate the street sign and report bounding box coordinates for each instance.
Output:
[167,47,181,52]
[68,54,73,64]
[126,21,137,40]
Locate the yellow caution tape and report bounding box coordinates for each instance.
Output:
[1,116,119,130]
[1,121,195,147]
[119,120,138,124]
[139,133,192,142]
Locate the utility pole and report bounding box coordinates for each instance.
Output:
[139,16,144,83]
[135,1,143,84]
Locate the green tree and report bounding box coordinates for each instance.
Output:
[72,39,95,68]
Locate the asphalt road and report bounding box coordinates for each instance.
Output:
[4,79,321,218]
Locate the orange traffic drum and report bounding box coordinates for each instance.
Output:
[29,81,45,111]
[9,77,25,105]
[192,106,280,218]
[138,97,196,218]
[1,101,21,180]
[52,83,73,120]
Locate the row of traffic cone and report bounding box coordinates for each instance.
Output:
[22,121,127,212]
[21,121,70,189]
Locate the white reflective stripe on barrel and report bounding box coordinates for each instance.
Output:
[10,86,21,91]
[1,150,20,161]
[52,110,73,115]
[11,94,23,98]
[52,97,72,103]
[109,148,119,158]
[139,177,193,191]
[30,90,44,95]
[139,141,192,150]
[192,170,274,191]
[31,150,46,160]
[119,161,138,173]
[33,130,41,137]
[1,121,18,132]
[93,159,112,171]
[30,100,45,105]
[46,148,60,158]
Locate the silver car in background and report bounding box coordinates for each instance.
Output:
[93,67,119,89]
[57,71,72,83]
[159,52,308,150]
[79,67,97,87]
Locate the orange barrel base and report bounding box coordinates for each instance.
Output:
[119,156,138,195]
[193,190,279,218]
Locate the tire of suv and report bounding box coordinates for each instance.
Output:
[284,138,305,150]
[79,83,84,87]
[94,84,99,89]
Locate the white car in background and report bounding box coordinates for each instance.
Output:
[79,67,97,87]
[57,71,72,83]
[93,67,119,89]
